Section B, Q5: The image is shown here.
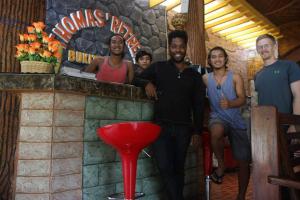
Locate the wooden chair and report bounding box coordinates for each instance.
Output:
[252,106,300,200]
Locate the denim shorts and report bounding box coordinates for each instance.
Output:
[209,118,251,161]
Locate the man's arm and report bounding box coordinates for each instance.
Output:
[287,80,300,133]
[288,62,300,115]
[132,63,157,87]
[83,57,103,73]
[202,73,208,87]
[291,80,300,115]
[131,63,158,99]
[220,73,246,109]
[192,74,205,134]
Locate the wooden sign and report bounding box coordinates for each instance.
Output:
[50,8,141,64]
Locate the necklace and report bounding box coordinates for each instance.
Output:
[177,72,181,79]
[214,71,227,90]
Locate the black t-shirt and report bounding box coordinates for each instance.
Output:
[133,60,205,133]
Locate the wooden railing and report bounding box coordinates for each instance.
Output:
[251,106,300,200]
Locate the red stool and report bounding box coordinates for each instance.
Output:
[97,122,161,200]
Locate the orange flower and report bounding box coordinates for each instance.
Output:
[19,34,29,42]
[28,47,36,54]
[27,26,35,33]
[16,44,25,51]
[32,22,45,33]
[28,34,37,41]
[16,44,29,52]
[30,42,41,49]
[24,44,29,52]
[19,34,25,42]
[41,50,52,58]
[42,35,53,44]
[15,51,24,57]
[48,41,60,52]
[53,51,62,60]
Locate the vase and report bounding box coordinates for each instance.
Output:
[171,13,188,30]
[20,61,53,73]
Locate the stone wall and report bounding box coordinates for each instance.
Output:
[46,0,167,69]
[15,93,85,200]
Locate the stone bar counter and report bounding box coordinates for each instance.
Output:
[0,74,202,200]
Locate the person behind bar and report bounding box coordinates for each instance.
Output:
[133,50,152,76]
[84,33,134,84]
[133,30,205,200]
[203,46,251,200]
[255,34,300,132]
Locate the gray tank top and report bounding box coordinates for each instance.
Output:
[207,71,246,129]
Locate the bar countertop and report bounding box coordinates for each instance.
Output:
[0,73,148,100]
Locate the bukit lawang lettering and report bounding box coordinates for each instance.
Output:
[51,9,141,59]
[68,50,100,64]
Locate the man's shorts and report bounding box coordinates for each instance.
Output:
[209,118,251,161]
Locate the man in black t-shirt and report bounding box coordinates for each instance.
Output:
[133,30,205,200]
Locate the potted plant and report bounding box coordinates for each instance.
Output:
[15,21,62,73]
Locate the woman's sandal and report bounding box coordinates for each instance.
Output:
[211,170,224,184]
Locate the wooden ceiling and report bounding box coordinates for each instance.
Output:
[246,0,300,60]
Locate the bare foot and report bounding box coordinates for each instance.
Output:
[216,165,225,176]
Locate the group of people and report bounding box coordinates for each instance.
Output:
[84,31,300,200]
[84,33,153,83]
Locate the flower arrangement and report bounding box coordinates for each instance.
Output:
[15,22,61,65]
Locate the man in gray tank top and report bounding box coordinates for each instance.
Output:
[203,46,251,200]
[255,34,300,132]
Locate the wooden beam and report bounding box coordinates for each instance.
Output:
[166,0,181,11]
[226,25,268,39]
[204,0,214,4]
[240,42,256,48]
[205,5,241,22]
[212,16,255,33]
[149,0,166,8]
[268,176,300,190]
[219,21,263,36]
[205,11,247,29]
[238,37,260,45]
[185,0,206,66]
[232,29,274,42]
[238,31,280,45]
[251,106,280,200]
[205,0,233,15]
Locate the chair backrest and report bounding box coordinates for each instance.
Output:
[251,106,300,200]
[277,113,300,199]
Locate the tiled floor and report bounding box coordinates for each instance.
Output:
[210,172,253,200]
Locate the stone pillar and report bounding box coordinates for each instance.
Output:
[15,93,85,200]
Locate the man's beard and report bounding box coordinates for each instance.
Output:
[171,56,184,64]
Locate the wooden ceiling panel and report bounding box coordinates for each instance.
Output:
[246,0,300,26]
[246,0,300,58]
